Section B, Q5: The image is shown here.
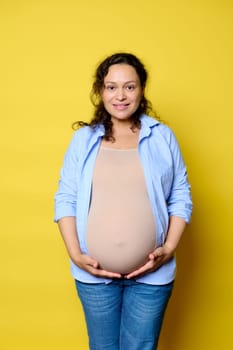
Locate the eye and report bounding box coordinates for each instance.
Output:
[126,85,136,91]
[105,85,116,91]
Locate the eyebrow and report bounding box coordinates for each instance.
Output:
[104,80,138,84]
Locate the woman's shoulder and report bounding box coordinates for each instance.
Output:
[72,123,103,140]
[67,124,104,155]
[142,114,174,138]
[73,124,93,136]
[156,122,174,137]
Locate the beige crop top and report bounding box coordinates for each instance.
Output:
[86,146,156,274]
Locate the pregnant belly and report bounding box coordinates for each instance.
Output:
[86,228,156,274]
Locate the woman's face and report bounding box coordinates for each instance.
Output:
[101,64,143,124]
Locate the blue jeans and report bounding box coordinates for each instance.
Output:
[75,279,174,350]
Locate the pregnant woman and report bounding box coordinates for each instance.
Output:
[54,52,192,350]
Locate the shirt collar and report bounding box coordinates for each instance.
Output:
[94,114,159,140]
[139,114,159,139]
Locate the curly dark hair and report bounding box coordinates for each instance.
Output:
[72,52,156,140]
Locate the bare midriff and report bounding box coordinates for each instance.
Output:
[86,146,156,274]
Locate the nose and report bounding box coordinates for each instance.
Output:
[116,88,126,100]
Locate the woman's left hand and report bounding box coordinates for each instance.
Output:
[125,243,174,279]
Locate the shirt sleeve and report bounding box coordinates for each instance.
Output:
[165,127,193,223]
[54,133,79,222]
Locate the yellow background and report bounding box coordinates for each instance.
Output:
[1,0,233,349]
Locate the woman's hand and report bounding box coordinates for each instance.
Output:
[73,253,122,279]
[126,216,187,279]
[125,243,174,279]
[57,217,122,279]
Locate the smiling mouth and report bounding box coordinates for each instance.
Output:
[113,104,129,110]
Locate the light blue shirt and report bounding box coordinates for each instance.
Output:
[54,115,192,285]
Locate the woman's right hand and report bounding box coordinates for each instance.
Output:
[73,253,122,279]
[57,217,121,278]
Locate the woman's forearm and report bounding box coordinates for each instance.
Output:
[164,216,187,253]
[57,216,82,264]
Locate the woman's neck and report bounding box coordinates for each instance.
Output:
[102,124,140,149]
